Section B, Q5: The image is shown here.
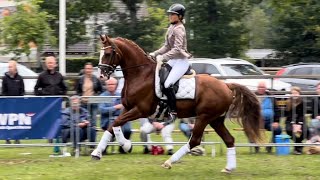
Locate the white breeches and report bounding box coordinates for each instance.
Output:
[164,59,189,88]
[140,118,175,150]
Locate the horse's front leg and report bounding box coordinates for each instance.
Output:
[91,107,143,160]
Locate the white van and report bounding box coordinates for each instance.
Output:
[189,57,291,91]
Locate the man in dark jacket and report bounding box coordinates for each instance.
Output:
[34,56,67,95]
[34,56,67,143]
[2,60,24,144]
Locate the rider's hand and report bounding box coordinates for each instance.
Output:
[156,55,164,62]
[149,52,156,58]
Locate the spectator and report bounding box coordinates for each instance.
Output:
[2,60,24,144]
[255,81,282,153]
[60,95,96,152]
[34,56,67,143]
[305,83,320,154]
[285,86,310,155]
[140,106,175,155]
[34,56,67,95]
[179,117,195,139]
[98,77,131,154]
[76,62,102,128]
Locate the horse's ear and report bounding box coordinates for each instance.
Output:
[100,34,106,43]
[106,35,112,42]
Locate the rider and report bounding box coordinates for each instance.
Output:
[150,3,192,122]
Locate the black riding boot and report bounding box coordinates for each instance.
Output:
[164,85,177,123]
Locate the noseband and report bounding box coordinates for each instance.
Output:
[98,40,119,78]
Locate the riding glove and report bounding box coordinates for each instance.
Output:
[149,52,156,58]
[156,55,165,62]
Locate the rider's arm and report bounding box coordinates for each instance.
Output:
[162,26,185,60]
[154,44,170,56]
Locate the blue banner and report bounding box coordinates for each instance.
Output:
[0,97,62,140]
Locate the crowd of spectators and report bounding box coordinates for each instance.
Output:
[2,57,320,156]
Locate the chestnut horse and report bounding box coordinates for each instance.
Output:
[94,35,262,173]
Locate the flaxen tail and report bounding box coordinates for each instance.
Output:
[227,83,263,143]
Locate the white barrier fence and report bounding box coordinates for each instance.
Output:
[0,95,320,158]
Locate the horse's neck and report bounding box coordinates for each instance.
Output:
[121,61,156,83]
[117,39,156,92]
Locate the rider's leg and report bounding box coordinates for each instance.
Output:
[164,59,189,88]
[163,59,189,121]
[163,85,178,121]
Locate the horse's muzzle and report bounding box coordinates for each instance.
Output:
[98,64,115,79]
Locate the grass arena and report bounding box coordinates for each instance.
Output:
[0,120,319,180]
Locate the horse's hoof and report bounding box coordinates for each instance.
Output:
[122,140,132,153]
[91,149,102,160]
[91,155,101,161]
[128,146,133,153]
[220,168,234,174]
[161,160,172,169]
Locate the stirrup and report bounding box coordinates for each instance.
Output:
[168,112,177,122]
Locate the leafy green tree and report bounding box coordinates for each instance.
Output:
[245,5,271,49]
[107,7,167,52]
[107,1,168,52]
[186,0,255,58]
[0,0,55,55]
[39,0,112,45]
[268,0,320,64]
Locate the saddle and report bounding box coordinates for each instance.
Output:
[159,62,194,94]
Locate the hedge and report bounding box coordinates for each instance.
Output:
[66,57,99,73]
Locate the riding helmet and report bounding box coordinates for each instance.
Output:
[167,3,186,18]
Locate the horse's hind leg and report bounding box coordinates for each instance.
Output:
[210,116,236,173]
[162,114,209,169]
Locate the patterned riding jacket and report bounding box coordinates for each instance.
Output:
[154,23,192,60]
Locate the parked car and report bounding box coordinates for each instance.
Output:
[276,63,320,91]
[189,57,292,91]
[0,63,38,94]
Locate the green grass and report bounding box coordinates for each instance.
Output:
[0,120,319,180]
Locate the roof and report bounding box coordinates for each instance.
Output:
[284,62,320,68]
[245,49,277,60]
[41,41,94,55]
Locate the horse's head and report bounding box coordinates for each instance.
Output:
[98,35,122,78]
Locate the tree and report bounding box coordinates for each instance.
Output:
[186,0,255,58]
[268,0,320,64]
[0,0,55,56]
[107,1,167,52]
[245,5,271,49]
[39,0,112,45]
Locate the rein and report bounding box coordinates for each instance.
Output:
[99,38,156,77]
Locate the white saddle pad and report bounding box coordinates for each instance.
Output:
[155,62,196,100]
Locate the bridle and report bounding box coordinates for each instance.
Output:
[98,39,119,78]
[98,38,155,78]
